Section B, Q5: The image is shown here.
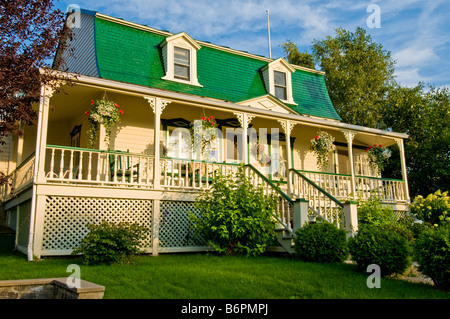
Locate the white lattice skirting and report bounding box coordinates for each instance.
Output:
[40,196,207,256]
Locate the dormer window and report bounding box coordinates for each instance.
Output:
[261,58,296,105]
[160,32,202,87]
[274,71,287,100]
[174,47,190,81]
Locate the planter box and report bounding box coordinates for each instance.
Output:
[0,278,105,299]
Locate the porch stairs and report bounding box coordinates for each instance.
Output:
[243,165,344,254]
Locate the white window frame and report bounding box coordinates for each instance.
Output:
[160,32,202,87]
[261,58,296,105]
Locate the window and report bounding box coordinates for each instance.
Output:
[160,32,202,87]
[174,47,190,81]
[260,58,296,105]
[274,71,287,101]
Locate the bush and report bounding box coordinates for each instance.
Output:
[357,197,396,227]
[414,225,450,291]
[410,190,450,227]
[190,166,278,256]
[72,221,149,265]
[348,225,412,276]
[294,222,348,263]
[357,197,414,241]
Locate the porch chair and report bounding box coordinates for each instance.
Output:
[108,150,139,183]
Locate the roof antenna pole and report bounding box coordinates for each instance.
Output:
[266,9,272,59]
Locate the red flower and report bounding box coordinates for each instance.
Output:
[85,111,89,116]
[365,147,369,152]
[201,117,205,120]
[90,100,94,105]
[379,145,383,148]
[211,122,214,125]
[115,103,120,108]
[209,116,214,120]
[315,136,319,140]
[119,110,123,115]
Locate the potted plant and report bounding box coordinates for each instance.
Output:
[85,99,123,149]
[310,131,336,169]
[365,144,391,172]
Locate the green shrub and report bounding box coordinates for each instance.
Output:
[414,225,450,291]
[357,197,414,241]
[294,222,349,263]
[190,166,278,256]
[72,221,149,265]
[410,190,450,227]
[348,225,412,276]
[357,197,396,227]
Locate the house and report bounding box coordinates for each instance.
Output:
[0,9,410,260]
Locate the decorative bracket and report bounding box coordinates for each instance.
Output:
[233,112,255,129]
[342,130,356,144]
[278,120,296,135]
[144,96,171,115]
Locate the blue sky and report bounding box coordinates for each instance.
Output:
[56,0,450,89]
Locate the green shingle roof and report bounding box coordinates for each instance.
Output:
[94,16,341,121]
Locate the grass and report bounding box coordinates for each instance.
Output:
[0,235,448,299]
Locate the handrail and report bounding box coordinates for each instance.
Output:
[245,164,293,204]
[6,151,36,175]
[296,169,405,182]
[290,169,343,207]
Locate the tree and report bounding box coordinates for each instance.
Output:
[312,27,396,128]
[382,84,450,197]
[0,0,72,146]
[280,41,315,69]
[283,27,396,128]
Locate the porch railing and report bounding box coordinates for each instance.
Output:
[297,170,408,203]
[1,152,35,200]
[289,169,344,227]
[160,157,240,190]
[45,145,154,188]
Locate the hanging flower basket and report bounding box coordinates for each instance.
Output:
[310,131,336,169]
[365,144,391,172]
[85,99,123,149]
[190,116,219,155]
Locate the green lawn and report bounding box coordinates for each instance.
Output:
[0,235,448,299]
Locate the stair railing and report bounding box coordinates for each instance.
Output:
[289,169,344,227]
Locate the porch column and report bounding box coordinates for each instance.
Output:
[35,85,54,182]
[395,138,410,202]
[145,96,171,190]
[343,130,357,198]
[28,84,54,261]
[234,113,254,164]
[16,120,25,165]
[278,120,296,196]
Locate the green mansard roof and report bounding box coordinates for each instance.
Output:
[65,11,342,121]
